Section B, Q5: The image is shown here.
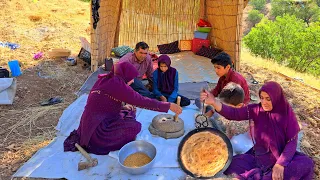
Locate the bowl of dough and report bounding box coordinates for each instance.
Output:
[118,140,156,174]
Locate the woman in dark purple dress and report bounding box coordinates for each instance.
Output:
[64,62,182,155]
[200,81,314,180]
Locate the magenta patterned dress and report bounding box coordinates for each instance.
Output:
[64,62,170,155]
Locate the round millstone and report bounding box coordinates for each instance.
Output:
[151,114,184,133]
[148,124,185,139]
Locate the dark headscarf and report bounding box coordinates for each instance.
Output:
[98,61,139,83]
[157,55,177,94]
[257,81,300,158]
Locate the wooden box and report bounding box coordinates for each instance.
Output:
[179,40,192,51]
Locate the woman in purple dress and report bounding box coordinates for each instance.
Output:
[64,62,182,155]
[200,81,314,180]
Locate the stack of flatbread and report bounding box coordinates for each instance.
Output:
[180,131,229,177]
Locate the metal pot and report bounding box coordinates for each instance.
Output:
[177,128,233,179]
[118,140,156,175]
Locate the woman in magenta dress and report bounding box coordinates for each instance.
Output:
[64,62,182,155]
[200,81,314,180]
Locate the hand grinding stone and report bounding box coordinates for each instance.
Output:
[151,114,184,133]
[148,114,185,139]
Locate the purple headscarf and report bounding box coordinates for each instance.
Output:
[157,55,177,94]
[98,61,139,83]
[257,81,300,158]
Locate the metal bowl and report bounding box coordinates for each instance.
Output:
[118,140,156,175]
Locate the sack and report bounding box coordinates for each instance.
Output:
[0,67,9,78]
[78,48,91,65]
[0,78,17,104]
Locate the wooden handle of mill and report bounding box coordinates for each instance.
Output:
[174,96,181,121]
[75,143,93,162]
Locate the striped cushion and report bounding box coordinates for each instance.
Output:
[196,46,222,59]
[157,41,181,54]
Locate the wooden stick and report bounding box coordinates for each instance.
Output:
[75,143,93,162]
[174,96,181,121]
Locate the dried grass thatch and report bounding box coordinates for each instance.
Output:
[90,0,247,71]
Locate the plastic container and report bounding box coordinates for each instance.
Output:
[66,57,77,66]
[105,58,113,71]
[197,27,212,33]
[194,31,209,40]
[192,38,210,53]
[8,60,22,77]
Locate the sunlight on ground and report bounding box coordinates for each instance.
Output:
[241,48,320,90]
[0,0,90,68]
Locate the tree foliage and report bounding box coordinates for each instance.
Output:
[244,15,320,76]
[271,0,320,25]
[250,0,266,11]
[248,10,264,25]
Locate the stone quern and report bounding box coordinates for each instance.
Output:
[148,114,184,139]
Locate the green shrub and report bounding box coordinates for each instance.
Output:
[244,15,320,76]
[271,0,320,25]
[250,0,266,11]
[248,10,264,25]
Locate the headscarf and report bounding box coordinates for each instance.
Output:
[157,55,177,94]
[98,61,139,83]
[257,81,300,158]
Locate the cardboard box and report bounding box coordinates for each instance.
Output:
[48,49,71,58]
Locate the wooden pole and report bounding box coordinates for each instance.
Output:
[174,96,181,121]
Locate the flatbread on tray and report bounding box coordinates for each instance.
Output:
[180,131,228,177]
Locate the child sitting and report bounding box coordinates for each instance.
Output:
[215,82,249,138]
[197,82,249,139]
[153,55,190,107]
[195,52,250,117]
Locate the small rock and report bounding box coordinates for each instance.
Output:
[5,144,15,150]
[24,87,28,90]
[301,140,311,148]
[14,96,19,100]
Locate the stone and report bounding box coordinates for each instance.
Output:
[149,114,184,139]
[151,114,184,133]
[301,140,311,148]
[148,124,184,139]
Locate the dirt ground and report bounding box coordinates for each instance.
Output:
[0,59,90,179]
[0,1,319,180]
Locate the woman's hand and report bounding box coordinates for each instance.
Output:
[200,90,215,105]
[123,104,136,111]
[160,96,167,102]
[205,110,214,118]
[170,103,182,115]
[272,164,284,180]
[200,90,223,112]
